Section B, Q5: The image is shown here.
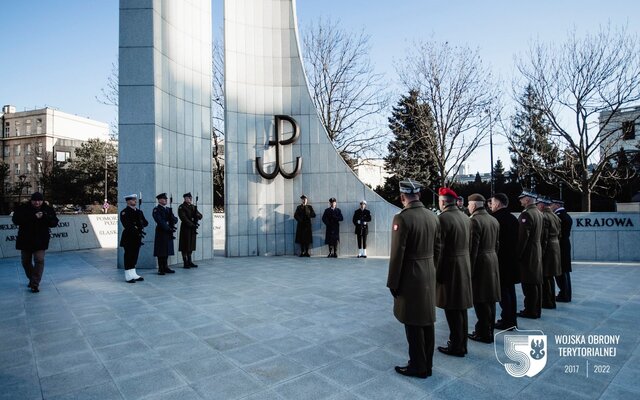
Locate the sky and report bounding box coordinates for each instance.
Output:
[2,0,639,174]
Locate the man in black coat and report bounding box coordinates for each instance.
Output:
[322,198,344,257]
[12,192,59,293]
[120,194,148,283]
[551,199,573,302]
[178,192,202,268]
[153,193,178,275]
[352,200,372,258]
[490,193,519,330]
[294,195,315,256]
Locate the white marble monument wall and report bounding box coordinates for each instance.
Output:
[224,0,399,257]
[118,0,213,268]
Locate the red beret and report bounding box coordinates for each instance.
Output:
[438,187,458,198]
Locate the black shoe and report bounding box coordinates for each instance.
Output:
[517,310,539,319]
[542,304,556,309]
[190,263,198,268]
[158,270,165,275]
[299,253,305,257]
[333,253,338,258]
[437,346,465,357]
[327,254,333,258]
[468,332,493,343]
[184,264,191,269]
[165,268,175,274]
[494,321,517,331]
[362,255,367,258]
[447,340,467,354]
[305,253,311,257]
[135,277,144,281]
[556,296,570,303]
[394,365,431,379]
[127,279,137,283]
[30,286,40,293]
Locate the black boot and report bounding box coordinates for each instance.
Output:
[183,254,191,269]
[158,258,165,275]
[187,254,198,268]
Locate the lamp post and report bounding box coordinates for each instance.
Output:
[486,109,495,195]
[104,142,108,207]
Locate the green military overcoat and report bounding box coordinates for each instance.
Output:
[517,204,543,284]
[178,203,202,252]
[469,207,501,303]
[387,201,441,326]
[542,208,562,277]
[436,204,473,310]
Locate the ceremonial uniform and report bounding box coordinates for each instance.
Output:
[491,201,519,329]
[554,202,573,302]
[353,201,372,258]
[541,205,562,309]
[294,195,315,256]
[153,193,178,275]
[178,192,203,268]
[517,192,543,318]
[388,179,440,379]
[436,188,472,357]
[119,194,148,283]
[322,198,343,257]
[468,194,500,342]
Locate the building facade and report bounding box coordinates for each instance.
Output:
[599,106,640,160]
[1,105,109,208]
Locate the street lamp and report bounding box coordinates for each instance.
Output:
[486,109,495,195]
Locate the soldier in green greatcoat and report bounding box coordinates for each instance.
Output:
[178,193,203,268]
[517,190,543,319]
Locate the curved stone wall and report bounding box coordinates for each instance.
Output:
[224,0,399,257]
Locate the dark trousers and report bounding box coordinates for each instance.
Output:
[405,324,434,373]
[299,244,310,255]
[357,234,367,249]
[499,284,518,326]
[21,250,46,288]
[444,309,468,352]
[522,283,541,317]
[328,245,338,255]
[157,256,168,270]
[542,276,557,308]
[123,245,141,270]
[473,302,495,338]
[556,272,572,301]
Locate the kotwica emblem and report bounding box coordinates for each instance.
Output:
[256,115,302,180]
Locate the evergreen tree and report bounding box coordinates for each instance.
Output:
[493,159,506,191]
[474,172,482,184]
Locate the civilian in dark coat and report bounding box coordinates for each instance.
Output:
[120,194,148,283]
[436,187,472,357]
[353,200,372,258]
[490,193,519,330]
[387,179,440,379]
[322,197,343,257]
[551,199,573,302]
[153,193,178,275]
[178,192,202,268]
[467,194,500,343]
[294,195,315,256]
[516,191,543,319]
[12,192,59,293]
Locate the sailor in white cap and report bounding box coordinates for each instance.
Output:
[353,199,371,258]
[119,193,148,283]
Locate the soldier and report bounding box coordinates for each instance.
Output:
[550,199,573,302]
[119,194,148,283]
[516,190,543,319]
[322,197,343,258]
[456,195,470,216]
[353,200,372,258]
[294,195,315,257]
[536,196,562,309]
[387,179,440,379]
[490,193,520,330]
[153,193,178,275]
[467,193,500,343]
[436,187,472,357]
[12,192,59,293]
[178,192,203,269]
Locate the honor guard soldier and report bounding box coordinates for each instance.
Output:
[353,200,372,258]
[294,195,315,256]
[387,179,440,379]
[322,197,344,257]
[436,187,472,357]
[153,193,178,275]
[467,193,500,343]
[536,196,562,309]
[178,192,203,268]
[550,199,573,302]
[489,193,520,330]
[119,194,148,283]
[516,190,544,319]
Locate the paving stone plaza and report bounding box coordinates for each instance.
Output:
[1,250,639,399]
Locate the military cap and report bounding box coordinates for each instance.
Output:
[30,192,44,201]
[551,198,564,205]
[399,179,423,194]
[438,187,458,198]
[300,194,307,199]
[329,197,337,203]
[124,193,138,201]
[468,193,485,202]
[457,195,464,201]
[360,199,367,205]
[183,192,192,198]
[518,190,537,199]
[156,193,168,200]
[536,196,552,205]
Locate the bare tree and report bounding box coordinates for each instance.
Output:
[302,18,390,168]
[513,25,640,211]
[96,60,119,139]
[212,38,225,207]
[397,41,499,187]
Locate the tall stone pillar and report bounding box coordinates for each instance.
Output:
[118,0,213,268]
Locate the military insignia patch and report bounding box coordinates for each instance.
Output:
[393,224,399,231]
[521,218,527,223]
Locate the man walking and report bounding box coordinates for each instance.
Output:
[353,200,372,258]
[294,195,315,257]
[119,194,148,283]
[12,192,59,293]
[467,194,500,343]
[178,192,202,268]
[322,197,343,258]
[517,190,543,319]
[153,193,178,275]
[551,199,573,302]
[387,179,440,379]
[490,193,519,330]
[436,187,472,357]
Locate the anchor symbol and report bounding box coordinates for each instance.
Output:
[80,223,89,234]
[256,115,302,180]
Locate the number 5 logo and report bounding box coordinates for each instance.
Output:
[495,329,547,377]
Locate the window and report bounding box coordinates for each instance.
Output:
[55,151,70,162]
[26,124,32,135]
[3,125,8,136]
[26,144,32,155]
[26,163,32,174]
[14,144,21,156]
[622,121,636,140]
[3,146,9,157]
[36,142,43,155]
[37,162,43,174]
[14,163,20,175]
[15,121,21,136]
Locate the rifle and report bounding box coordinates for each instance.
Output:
[137,192,146,242]
[169,193,177,238]
[193,193,200,234]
